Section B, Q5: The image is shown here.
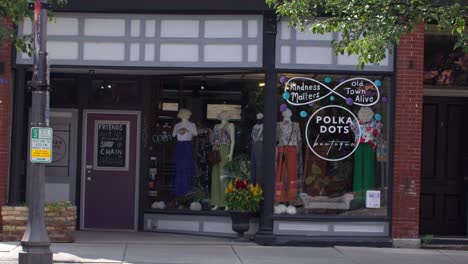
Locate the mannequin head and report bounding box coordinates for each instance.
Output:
[217,111,231,122]
[177,108,192,121]
[357,107,374,123]
[256,113,264,124]
[282,109,292,120]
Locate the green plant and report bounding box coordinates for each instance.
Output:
[225,178,263,212]
[224,154,250,180]
[421,234,434,245]
[305,164,331,195]
[45,201,72,214]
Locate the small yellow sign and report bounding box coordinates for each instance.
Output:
[31,149,51,159]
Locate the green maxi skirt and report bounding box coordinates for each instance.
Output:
[353,143,375,202]
[211,144,231,207]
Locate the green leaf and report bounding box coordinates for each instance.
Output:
[0,0,68,51]
[267,0,467,69]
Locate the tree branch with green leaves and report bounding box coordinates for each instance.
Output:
[0,0,67,53]
[266,0,467,68]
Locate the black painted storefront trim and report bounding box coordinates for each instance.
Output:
[56,0,271,14]
[255,11,277,242]
[8,68,27,205]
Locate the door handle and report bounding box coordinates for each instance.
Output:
[86,164,93,174]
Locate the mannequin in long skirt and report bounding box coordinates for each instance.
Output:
[352,107,382,203]
[211,111,235,210]
[172,109,197,197]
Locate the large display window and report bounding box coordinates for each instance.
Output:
[146,74,264,211]
[145,73,391,218]
[273,73,391,217]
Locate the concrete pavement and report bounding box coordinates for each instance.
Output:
[0,231,467,264]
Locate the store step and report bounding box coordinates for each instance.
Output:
[421,236,468,249]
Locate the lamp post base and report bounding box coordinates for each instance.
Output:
[19,242,52,264]
[19,252,53,264]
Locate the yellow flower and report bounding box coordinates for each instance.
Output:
[225,181,235,194]
[253,183,263,197]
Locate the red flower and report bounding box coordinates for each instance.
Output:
[235,179,247,189]
[240,180,247,189]
[235,180,241,189]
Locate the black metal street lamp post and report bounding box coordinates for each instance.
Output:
[19,0,53,263]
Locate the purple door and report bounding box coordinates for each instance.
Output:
[84,112,138,230]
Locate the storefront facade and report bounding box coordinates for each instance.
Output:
[0,0,436,246]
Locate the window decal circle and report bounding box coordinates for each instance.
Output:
[305,105,362,162]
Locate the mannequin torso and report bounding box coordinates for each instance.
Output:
[277,119,301,146]
[213,120,235,161]
[173,119,198,141]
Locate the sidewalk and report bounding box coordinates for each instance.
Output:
[0,231,467,264]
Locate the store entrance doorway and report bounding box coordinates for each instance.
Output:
[82,111,140,230]
[420,97,468,236]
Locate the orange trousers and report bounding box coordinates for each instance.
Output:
[275,146,298,203]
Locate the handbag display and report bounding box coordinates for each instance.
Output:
[207,149,221,166]
[207,123,228,166]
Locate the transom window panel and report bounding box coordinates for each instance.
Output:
[84,19,126,37]
[49,18,79,36]
[204,45,243,62]
[276,20,394,72]
[161,20,199,38]
[48,41,79,60]
[204,20,243,38]
[17,13,263,68]
[83,42,125,61]
[160,44,199,62]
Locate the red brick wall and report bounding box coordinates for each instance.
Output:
[0,19,13,227]
[392,23,425,239]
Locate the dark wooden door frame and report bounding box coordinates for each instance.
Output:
[420,96,468,236]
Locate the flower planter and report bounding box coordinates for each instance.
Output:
[229,211,252,240]
[1,205,76,242]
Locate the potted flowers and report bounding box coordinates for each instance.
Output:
[225,178,263,239]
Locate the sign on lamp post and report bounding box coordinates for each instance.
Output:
[30,127,53,163]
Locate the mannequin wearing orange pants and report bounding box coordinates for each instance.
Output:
[275,146,298,202]
[275,109,301,212]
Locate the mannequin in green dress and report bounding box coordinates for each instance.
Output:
[210,111,235,210]
[353,107,382,203]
